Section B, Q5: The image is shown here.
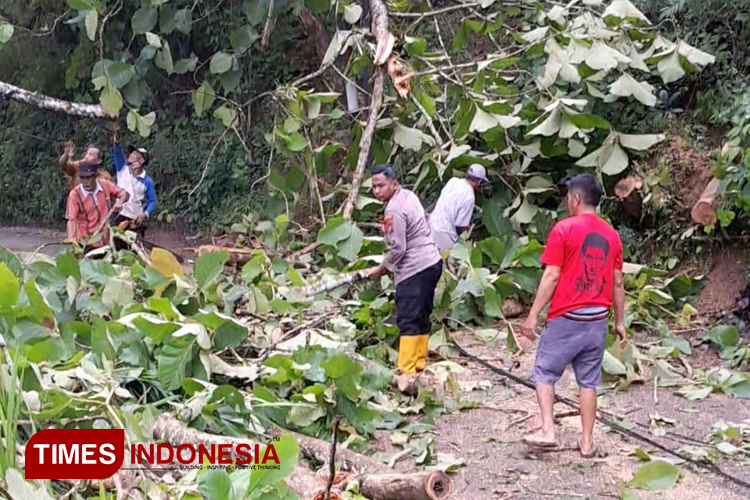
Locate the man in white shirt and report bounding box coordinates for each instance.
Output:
[428,164,488,253]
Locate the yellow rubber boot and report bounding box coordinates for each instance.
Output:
[415,334,429,372]
[397,335,421,375]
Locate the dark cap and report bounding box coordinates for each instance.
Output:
[79,162,98,178]
[127,145,150,167]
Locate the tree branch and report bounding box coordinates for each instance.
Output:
[390,2,481,18]
[342,0,391,222]
[0,80,113,118]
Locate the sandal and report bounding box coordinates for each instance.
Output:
[578,437,597,458]
[522,430,558,448]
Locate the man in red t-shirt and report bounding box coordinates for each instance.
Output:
[519,173,627,458]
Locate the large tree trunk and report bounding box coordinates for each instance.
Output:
[0,80,112,118]
[153,416,452,500]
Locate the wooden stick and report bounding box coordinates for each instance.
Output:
[691,177,721,226]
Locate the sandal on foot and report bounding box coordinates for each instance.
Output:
[578,437,597,458]
[522,431,558,448]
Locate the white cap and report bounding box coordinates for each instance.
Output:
[467,163,489,182]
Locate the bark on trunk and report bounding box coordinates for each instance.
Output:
[359,472,452,500]
[197,244,262,265]
[342,0,391,221]
[691,177,721,226]
[0,80,113,118]
[502,298,524,319]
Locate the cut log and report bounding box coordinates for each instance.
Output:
[614,176,644,201]
[502,298,524,319]
[154,416,449,500]
[691,177,721,226]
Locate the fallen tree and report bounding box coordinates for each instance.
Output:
[691,177,721,227]
[153,415,452,500]
[0,80,113,118]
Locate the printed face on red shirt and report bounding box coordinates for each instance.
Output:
[577,233,610,294]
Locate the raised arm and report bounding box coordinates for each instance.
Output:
[59,141,78,177]
[111,142,128,172]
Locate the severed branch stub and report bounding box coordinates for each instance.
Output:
[0,79,114,118]
[324,415,342,500]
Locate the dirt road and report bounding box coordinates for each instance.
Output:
[0,226,66,255]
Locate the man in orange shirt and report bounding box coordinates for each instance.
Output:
[65,162,129,252]
[58,140,113,190]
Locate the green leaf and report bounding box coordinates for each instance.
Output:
[132,6,158,34]
[470,107,521,133]
[67,0,99,10]
[154,42,174,75]
[602,141,629,176]
[247,434,299,491]
[318,217,351,245]
[244,0,268,26]
[213,106,237,129]
[192,82,215,117]
[483,287,504,318]
[84,10,98,41]
[106,62,135,89]
[602,349,628,376]
[706,325,739,349]
[567,114,610,130]
[393,123,431,152]
[195,250,229,292]
[609,73,656,106]
[198,468,231,500]
[158,334,196,390]
[174,56,198,74]
[677,40,715,67]
[586,40,631,71]
[657,50,685,84]
[230,25,259,52]
[344,4,362,23]
[0,22,14,44]
[5,469,55,500]
[174,8,192,34]
[213,320,248,350]
[337,224,364,262]
[0,263,20,309]
[619,133,666,151]
[603,0,651,24]
[102,278,134,309]
[628,460,680,491]
[210,52,234,74]
[100,83,123,115]
[726,378,750,399]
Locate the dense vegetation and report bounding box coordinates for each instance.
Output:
[2,1,750,500]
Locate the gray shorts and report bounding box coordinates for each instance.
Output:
[531,315,608,389]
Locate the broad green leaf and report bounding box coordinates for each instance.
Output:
[521,26,548,44]
[195,250,229,292]
[602,349,627,376]
[158,334,196,390]
[102,278,135,308]
[145,32,162,48]
[132,6,158,34]
[244,0,268,26]
[393,124,432,152]
[628,460,679,491]
[483,287,504,318]
[527,107,562,136]
[677,40,715,67]
[0,263,20,309]
[210,52,233,74]
[602,141,629,176]
[230,25,259,52]
[174,8,192,34]
[155,42,174,75]
[540,49,579,89]
[100,83,123,115]
[603,0,651,24]
[344,4,362,24]
[338,224,364,262]
[470,107,521,133]
[5,469,55,500]
[609,73,656,106]
[198,469,231,500]
[510,197,538,224]
[567,114,610,130]
[586,40,631,71]
[174,56,198,74]
[287,403,327,427]
[107,62,135,89]
[0,22,14,44]
[84,10,98,41]
[67,0,99,10]
[318,217,351,245]
[706,325,739,349]
[150,247,184,278]
[192,82,215,117]
[213,320,248,350]
[247,434,299,491]
[619,133,666,151]
[726,378,750,399]
[213,106,237,129]
[285,132,307,152]
[657,50,684,84]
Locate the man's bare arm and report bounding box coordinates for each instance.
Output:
[613,269,625,324]
[526,265,562,322]
[66,219,78,241]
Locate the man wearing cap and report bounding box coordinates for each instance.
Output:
[428,164,488,254]
[362,164,443,386]
[110,133,157,238]
[65,162,129,252]
[58,140,113,190]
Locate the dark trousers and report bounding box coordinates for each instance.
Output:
[395,259,443,336]
[111,214,148,251]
